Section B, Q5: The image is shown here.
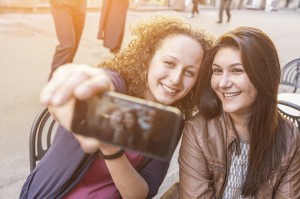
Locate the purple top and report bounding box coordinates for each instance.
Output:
[20,70,179,199]
[64,152,145,198]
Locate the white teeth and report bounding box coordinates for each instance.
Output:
[223,93,240,98]
[162,84,176,93]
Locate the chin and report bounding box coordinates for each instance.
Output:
[158,98,173,106]
[160,101,172,106]
[222,106,237,114]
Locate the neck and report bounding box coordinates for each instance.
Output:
[229,113,251,140]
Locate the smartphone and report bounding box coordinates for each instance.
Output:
[71,91,184,161]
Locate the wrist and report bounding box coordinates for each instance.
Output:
[98,148,124,160]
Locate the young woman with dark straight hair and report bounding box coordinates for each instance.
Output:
[179,26,300,198]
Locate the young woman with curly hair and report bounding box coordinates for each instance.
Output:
[20,16,214,199]
[99,16,213,118]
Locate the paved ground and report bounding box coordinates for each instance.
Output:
[0,7,299,198]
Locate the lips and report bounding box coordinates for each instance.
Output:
[161,83,177,95]
[223,92,241,99]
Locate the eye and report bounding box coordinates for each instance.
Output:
[184,70,195,77]
[212,67,222,74]
[232,67,244,74]
[164,61,175,67]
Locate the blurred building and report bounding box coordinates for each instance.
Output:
[0,0,298,13]
[0,0,102,12]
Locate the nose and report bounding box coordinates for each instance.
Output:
[218,72,232,88]
[169,68,182,85]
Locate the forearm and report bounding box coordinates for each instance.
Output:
[105,155,149,199]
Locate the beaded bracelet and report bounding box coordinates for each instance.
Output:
[98,149,125,160]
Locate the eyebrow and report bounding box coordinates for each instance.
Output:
[163,55,199,69]
[163,55,178,61]
[212,63,243,67]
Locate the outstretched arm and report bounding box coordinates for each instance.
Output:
[40,64,150,198]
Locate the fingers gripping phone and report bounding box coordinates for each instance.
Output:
[71,91,184,161]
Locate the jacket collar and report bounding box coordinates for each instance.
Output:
[222,111,241,154]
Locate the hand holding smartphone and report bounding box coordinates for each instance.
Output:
[71,92,184,161]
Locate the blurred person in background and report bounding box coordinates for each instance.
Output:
[98,0,129,53]
[49,0,86,79]
[188,0,199,18]
[216,0,232,23]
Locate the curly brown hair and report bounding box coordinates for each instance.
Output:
[98,16,214,118]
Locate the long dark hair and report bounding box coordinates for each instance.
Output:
[195,27,287,196]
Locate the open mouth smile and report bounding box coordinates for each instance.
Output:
[161,83,178,95]
[223,92,241,99]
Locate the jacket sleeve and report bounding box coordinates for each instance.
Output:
[179,120,216,199]
[274,125,300,199]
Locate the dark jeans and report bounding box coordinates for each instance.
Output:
[50,1,86,77]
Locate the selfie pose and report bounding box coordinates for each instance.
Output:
[179,27,300,198]
[20,16,213,199]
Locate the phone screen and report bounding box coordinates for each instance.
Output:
[71,92,184,161]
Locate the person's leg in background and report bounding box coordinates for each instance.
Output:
[192,0,199,16]
[217,0,225,23]
[50,4,75,77]
[69,7,86,62]
[188,0,199,18]
[225,0,232,22]
[97,0,129,52]
[49,1,86,79]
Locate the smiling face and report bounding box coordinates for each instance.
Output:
[145,34,204,105]
[109,110,123,126]
[211,47,257,117]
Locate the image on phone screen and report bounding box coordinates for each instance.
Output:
[71,92,183,161]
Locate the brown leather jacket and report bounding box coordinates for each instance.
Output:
[179,112,300,199]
